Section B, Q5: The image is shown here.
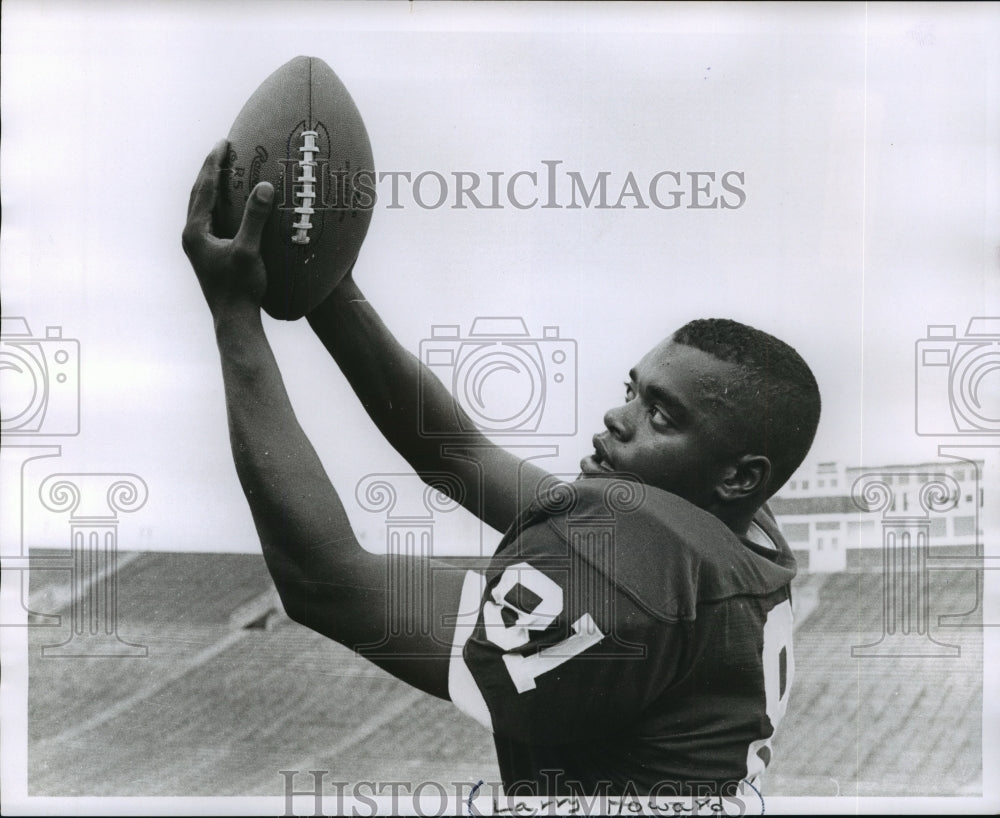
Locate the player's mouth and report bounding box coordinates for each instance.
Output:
[579,435,616,475]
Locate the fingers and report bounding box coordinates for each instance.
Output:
[182,139,228,258]
[186,139,227,223]
[194,139,228,214]
[232,182,275,259]
[183,142,272,273]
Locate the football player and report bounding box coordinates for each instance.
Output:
[183,141,820,796]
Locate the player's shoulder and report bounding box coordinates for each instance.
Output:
[504,477,795,622]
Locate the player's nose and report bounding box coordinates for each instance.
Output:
[603,404,632,441]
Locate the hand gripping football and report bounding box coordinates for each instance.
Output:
[215,56,375,320]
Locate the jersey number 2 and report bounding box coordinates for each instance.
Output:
[481,562,604,693]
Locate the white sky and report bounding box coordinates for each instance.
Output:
[2,1,998,555]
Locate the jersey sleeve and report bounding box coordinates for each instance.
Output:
[454,518,685,746]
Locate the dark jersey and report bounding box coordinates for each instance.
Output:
[447,477,796,796]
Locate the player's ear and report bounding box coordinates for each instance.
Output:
[716,455,771,502]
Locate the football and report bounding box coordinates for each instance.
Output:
[215,56,375,320]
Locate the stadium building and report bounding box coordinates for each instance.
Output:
[770,459,984,572]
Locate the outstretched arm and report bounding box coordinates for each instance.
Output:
[307,277,553,535]
[182,141,463,698]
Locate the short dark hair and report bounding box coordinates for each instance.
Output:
[671,318,821,496]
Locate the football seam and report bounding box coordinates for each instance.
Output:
[302,57,312,314]
[291,56,314,318]
[232,56,370,320]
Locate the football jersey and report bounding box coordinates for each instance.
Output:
[448,477,796,795]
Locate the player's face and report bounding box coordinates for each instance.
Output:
[580,339,744,508]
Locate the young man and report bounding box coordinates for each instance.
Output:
[182,141,821,797]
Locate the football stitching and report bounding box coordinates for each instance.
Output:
[291,130,319,245]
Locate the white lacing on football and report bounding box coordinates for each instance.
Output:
[291,130,319,245]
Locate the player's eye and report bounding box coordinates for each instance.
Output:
[623,382,636,402]
[650,405,672,429]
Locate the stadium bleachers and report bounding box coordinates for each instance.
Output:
[766,569,982,796]
[27,550,498,797]
[26,550,982,798]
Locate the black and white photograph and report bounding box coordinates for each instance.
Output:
[1,2,997,815]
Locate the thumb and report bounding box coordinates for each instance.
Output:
[234,182,275,254]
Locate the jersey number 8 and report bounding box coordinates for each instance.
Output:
[481,562,605,693]
[744,598,794,782]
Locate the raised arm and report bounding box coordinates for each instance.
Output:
[307,278,553,534]
[182,141,463,698]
